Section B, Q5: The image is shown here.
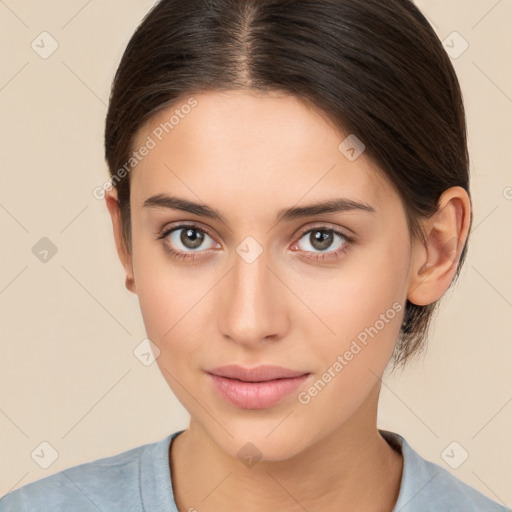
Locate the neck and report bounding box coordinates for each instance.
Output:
[170,383,403,512]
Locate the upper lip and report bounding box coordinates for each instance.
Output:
[206,364,310,382]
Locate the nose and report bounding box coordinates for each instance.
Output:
[217,245,289,348]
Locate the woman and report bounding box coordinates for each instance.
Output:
[1,0,509,510]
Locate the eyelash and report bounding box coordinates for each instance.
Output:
[156,223,354,263]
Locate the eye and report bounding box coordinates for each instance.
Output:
[157,224,219,261]
[292,226,353,262]
[157,223,353,263]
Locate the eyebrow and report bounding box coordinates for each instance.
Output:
[143,194,376,224]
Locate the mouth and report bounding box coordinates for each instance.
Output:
[205,364,310,382]
[205,364,311,409]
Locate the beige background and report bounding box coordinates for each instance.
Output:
[0,0,511,505]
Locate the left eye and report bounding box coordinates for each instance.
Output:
[295,228,348,253]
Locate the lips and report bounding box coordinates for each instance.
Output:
[205,364,311,409]
[205,364,309,382]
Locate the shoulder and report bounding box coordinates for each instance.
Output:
[0,435,172,512]
[379,430,511,512]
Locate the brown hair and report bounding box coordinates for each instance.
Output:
[104,0,473,371]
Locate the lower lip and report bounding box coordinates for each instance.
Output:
[207,373,310,409]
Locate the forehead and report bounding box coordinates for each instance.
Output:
[129,90,397,216]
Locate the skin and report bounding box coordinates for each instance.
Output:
[105,89,471,512]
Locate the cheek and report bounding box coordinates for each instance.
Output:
[293,265,405,438]
[294,250,406,348]
[131,243,184,359]
[294,250,408,401]
[136,271,198,351]
[131,224,185,338]
[132,244,214,381]
[135,271,203,399]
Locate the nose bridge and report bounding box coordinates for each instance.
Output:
[219,238,284,344]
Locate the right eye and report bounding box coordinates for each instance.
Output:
[157,224,220,261]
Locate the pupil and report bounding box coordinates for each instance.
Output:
[181,228,204,249]
[312,230,332,251]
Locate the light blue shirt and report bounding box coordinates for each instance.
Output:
[1,429,509,511]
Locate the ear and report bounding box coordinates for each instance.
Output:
[104,187,136,294]
[407,186,471,306]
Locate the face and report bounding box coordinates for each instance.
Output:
[120,90,415,460]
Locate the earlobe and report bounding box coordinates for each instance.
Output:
[125,274,136,294]
[407,187,471,306]
[104,188,136,295]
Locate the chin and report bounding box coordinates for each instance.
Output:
[206,421,309,464]
[235,437,304,465]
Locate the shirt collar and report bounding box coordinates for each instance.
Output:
[139,428,443,512]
